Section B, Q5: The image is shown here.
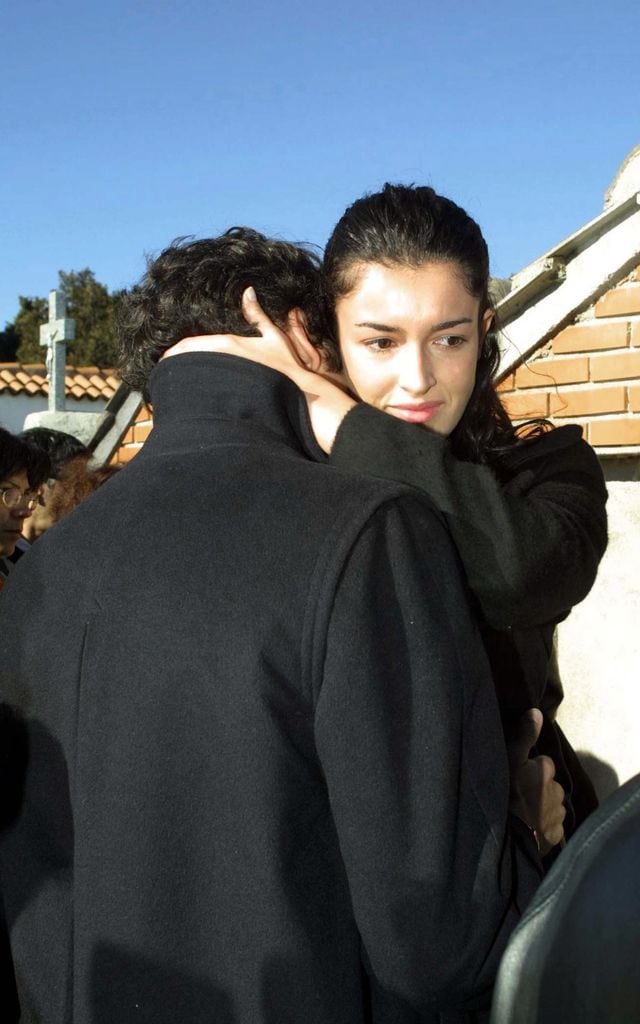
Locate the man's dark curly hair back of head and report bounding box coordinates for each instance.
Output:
[118,227,330,394]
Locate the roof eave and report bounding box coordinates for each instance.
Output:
[496,192,640,380]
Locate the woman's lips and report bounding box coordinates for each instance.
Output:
[387,402,444,424]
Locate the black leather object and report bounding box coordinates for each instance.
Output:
[491,771,640,1023]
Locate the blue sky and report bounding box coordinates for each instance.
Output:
[2,0,638,329]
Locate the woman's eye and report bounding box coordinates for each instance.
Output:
[365,337,396,352]
[433,334,465,348]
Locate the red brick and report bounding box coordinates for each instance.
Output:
[549,386,626,418]
[497,373,515,392]
[589,417,640,446]
[114,445,140,464]
[502,392,549,420]
[136,404,153,424]
[133,422,153,444]
[629,386,640,413]
[595,284,640,318]
[590,350,640,382]
[515,357,589,389]
[552,322,628,354]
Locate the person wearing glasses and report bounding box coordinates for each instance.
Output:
[0,427,50,589]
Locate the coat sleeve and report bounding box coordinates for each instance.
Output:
[330,404,608,629]
[313,495,542,1012]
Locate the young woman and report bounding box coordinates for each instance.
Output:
[0,427,50,589]
[170,185,608,836]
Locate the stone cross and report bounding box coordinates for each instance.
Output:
[39,290,75,412]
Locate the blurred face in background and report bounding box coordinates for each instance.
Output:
[22,480,57,542]
[0,469,35,556]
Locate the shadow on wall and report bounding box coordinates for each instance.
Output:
[579,751,620,802]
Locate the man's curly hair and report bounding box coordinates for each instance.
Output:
[117,227,332,394]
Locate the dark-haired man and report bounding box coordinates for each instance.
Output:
[0,229,559,1023]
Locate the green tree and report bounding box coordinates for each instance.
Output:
[58,269,119,366]
[0,321,20,361]
[13,270,120,368]
[8,296,49,363]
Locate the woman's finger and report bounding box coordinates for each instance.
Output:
[286,308,323,371]
[242,286,279,336]
[241,287,309,370]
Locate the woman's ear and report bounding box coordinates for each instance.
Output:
[286,309,323,372]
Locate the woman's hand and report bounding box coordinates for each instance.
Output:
[507,708,566,856]
[163,288,356,453]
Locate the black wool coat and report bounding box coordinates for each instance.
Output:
[0,355,541,1024]
[331,404,609,833]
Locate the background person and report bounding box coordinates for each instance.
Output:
[188,185,608,838]
[18,428,89,542]
[44,455,121,526]
[0,427,50,589]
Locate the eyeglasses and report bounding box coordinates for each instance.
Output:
[0,487,42,511]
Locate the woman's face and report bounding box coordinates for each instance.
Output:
[0,468,34,557]
[336,261,492,437]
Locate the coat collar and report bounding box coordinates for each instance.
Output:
[147,352,326,462]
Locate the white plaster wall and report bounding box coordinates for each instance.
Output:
[0,395,105,434]
[557,482,640,797]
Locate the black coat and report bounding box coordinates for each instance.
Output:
[331,404,609,832]
[0,355,541,1024]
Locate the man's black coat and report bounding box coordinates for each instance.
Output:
[0,355,541,1023]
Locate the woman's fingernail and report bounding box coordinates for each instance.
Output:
[245,286,257,302]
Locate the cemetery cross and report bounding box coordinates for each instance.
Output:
[39,290,75,412]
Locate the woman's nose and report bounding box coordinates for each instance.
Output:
[399,345,435,395]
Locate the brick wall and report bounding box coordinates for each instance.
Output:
[111,403,153,464]
[499,266,640,448]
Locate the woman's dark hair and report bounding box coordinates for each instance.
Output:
[118,227,330,395]
[323,183,548,463]
[18,427,88,478]
[0,426,51,488]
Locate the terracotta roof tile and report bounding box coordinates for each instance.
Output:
[0,362,115,402]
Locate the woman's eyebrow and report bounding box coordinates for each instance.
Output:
[355,321,401,332]
[355,317,474,332]
[432,318,473,330]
